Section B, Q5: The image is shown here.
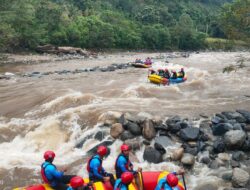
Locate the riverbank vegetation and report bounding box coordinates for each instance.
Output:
[0,0,249,52]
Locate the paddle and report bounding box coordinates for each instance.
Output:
[182,174,187,190]
[139,171,145,190]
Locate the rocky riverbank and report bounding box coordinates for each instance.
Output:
[83,110,250,190]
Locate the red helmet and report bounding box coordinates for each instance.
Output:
[97,145,108,157]
[44,151,55,160]
[70,176,84,188]
[121,144,130,151]
[121,172,134,184]
[166,173,178,187]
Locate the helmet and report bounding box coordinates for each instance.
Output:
[70,176,84,188]
[44,151,55,160]
[121,172,134,184]
[166,173,178,187]
[121,144,130,151]
[97,146,108,157]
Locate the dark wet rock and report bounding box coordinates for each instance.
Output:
[110,123,124,139]
[232,168,250,188]
[224,130,246,149]
[176,121,190,130]
[86,140,113,155]
[94,131,107,141]
[75,134,93,148]
[222,111,247,123]
[212,123,233,136]
[170,148,184,161]
[118,114,129,128]
[236,110,250,124]
[197,151,211,164]
[155,124,169,131]
[154,143,166,154]
[231,160,241,168]
[32,71,40,75]
[245,124,250,132]
[183,144,198,155]
[233,123,243,130]
[213,138,225,153]
[124,138,141,151]
[198,141,206,151]
[212,115,226,124]
[166,116,181,124]
[180,127,200,141]
[159,130,169,136]
[106,65,116,71]
[142,119,156,140]
[120,131,135,141]
[126,121,141,136]
[143,140,151,145]
[241,138,250,151]
[143,146,163,163]
[155,136,174,148]
[232,151,247,161]
[209,158,226,169]
[200,113,209,118]
[181,153,195,166]
[221,170,233,181]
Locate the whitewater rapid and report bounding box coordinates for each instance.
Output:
[0,52,250,190]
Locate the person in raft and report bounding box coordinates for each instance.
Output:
[144,57,152,65]
[41,150,76,190]
[87,145,115,186]
[114,172,134,190]
[177,68,185,78]
[67,176,92,190]
[154,169,185,190]
[115,144,143,190]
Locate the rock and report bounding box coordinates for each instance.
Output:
[120,131,135,141]
[231,160,240,168]
[155,136,174,148]
[142,119,156,140]
[241,138,250,151]
[222,111,247,123]
[212,116,225,124]
[213,138,226,153]
[232,151,247,161]
[124,138,141,151]
[155,124,169,131]
[179,127,200,141]
[224,188,248,190]
[221,170,233,181]
[94,131,107,141]
[232,168,250,187]
[143,146,163,163]
[212,123,233,136]
[181,153,195,166]
[110,123,124,139]
[218,153,230,161]
[194,182,219,190]
[159,130,169,136]
[197,151,211,164]
[98,111,122,125]
[183,144,198,156]
[224,130,246,149]
[118,114,129,127]
[165,116,182,132]
[154,143,166,154]
[126,121,141,136]
[236,110,250,124]
[86,140,113,155]
[209,159,221,169]
[143,140,151,145]
[170,148,184,161]
[233,123,243,130]
[245,124,250,131]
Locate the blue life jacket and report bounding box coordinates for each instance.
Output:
[155,178,180,190]
[87,155,105,180]
[115,154,134,178]
[114,179,129,190]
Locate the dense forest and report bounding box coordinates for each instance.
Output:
[0,0,249,51]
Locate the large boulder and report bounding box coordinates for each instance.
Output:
[236,110,250,124]
[212,123,233,136]
[213,138,226,153]
[224,130,246,149]
[170,148,184,161]
[126,121,142,136]
[143,146,163,163]
[142,119,156,140]
[110,123,124,139]
[179,127,200,141]
[232,168,250,187]
[155,136,174,148]
[120,131,135,141]
[197,151,211,164]
[222,111,247,123]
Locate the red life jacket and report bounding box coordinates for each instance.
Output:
[86,155,102,173]
[41,162,56,184]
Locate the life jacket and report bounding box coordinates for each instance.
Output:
[115,180,128,190]
[86,155,102,173]
[41,162,56,184]
[115,154,132,178]
[160,181,180,190]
